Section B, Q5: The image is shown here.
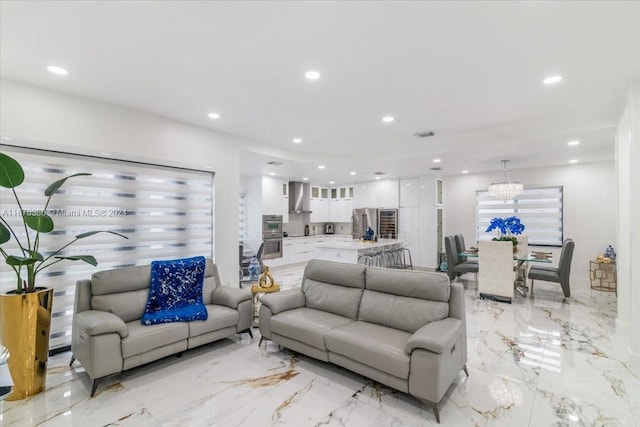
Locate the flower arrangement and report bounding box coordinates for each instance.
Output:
[485,216,525,245]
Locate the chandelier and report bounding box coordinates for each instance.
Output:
[488,160,523,200]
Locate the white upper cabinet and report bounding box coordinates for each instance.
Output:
[310,186,329,222]
[262,176,288,221]
[377,180,400,208]
[400,178,420,207]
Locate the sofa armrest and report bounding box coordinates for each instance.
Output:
[405,318,462,354]
[260,289,305,315]
[211,286,251,309]
[75,310,129,338]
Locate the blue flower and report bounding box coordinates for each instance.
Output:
[486,216,525,236]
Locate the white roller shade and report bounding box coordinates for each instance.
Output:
[0,145,214,350]
[476,186,563,247]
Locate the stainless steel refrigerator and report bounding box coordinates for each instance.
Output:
[352,208,398,239]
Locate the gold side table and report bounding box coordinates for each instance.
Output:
[589,260,616,294]
[250,284,280,328]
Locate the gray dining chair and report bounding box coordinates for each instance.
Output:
[445,235,478,284]
[455,234,477,264]
[528,238,574,297]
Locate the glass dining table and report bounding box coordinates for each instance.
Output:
[459,250,553,298]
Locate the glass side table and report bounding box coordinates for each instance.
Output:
[589,260,617,294]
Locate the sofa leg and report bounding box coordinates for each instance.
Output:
[463,364,469,377]
[433,401,440,423]
[239,328,253,338]
[90,379,100,397]
[69,354,76,367]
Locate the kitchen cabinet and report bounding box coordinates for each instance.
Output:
[310,186,330,222]
[400,178,419,207]
[261,176,289,222]
[353,180,399,209]
[329,186,354,222]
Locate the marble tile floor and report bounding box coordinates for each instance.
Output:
[1,265,638,427]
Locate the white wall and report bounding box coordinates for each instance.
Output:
[616,79,640,360]
[443,161,617,285]
[0,79,243,287]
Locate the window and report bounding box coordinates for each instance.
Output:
[476,186,563,247]
[0,145,214,349]
[239,192,247,243]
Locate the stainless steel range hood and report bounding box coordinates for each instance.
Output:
[288,182,312,214]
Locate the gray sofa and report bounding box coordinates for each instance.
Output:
[69,258,252,396]
[259,260,467,423]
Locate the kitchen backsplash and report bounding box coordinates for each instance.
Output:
[283,214,351,236]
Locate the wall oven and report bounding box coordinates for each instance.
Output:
[262,215,283,259]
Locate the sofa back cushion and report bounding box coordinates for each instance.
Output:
[303,279,363,320]
[301,260,366,320]
[303,260,366,289]
[90,258,218,322]
[358,267,451,333]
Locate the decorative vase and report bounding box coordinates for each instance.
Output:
[0,288,54,400]
[248,256,261,279]
[605,245,616,261]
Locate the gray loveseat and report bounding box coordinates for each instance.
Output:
[69,258,252,396]
[258,260,467,423]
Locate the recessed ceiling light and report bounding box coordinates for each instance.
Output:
[293,138,302,143]
[329,181,335,184]
[269,172,275,176]
[350,171,356,176]
[205,165,213,169]
[462,170,469,174]
[433,159,441,163]
[543,75,562,85]
[47,65,68,75]
[305,71,320,80]
[375,176,381,180]
[208,112,220,119]
[382,116,394,123]
[569,159,578,164]
[318,165,325,169]
[568,140,580,146]
[101,152,111,156]
[302,177,309,181]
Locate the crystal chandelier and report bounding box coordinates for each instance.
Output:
[488,160,523,200]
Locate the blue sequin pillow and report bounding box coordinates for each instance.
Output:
[141,256,208,325]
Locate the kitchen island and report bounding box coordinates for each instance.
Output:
[314,239,404,264]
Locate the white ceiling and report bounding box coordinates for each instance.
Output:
[1,1,639,185]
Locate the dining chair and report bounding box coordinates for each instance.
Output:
[445,235,478,284]
[528,238,574,297]
[455,234,477,264]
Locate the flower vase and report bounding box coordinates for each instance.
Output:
[248,256,261,279]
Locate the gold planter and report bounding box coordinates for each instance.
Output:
[0,288,53,401]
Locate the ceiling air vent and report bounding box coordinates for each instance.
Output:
[267,161,283,166]
[373,172,386,176]
[414,131,436,138]
[430,167,442,171]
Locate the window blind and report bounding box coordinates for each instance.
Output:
[0,145,214,350]
[476,186,563,247]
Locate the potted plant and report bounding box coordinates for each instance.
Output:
[0,152,127,400]
[486,216,525,249]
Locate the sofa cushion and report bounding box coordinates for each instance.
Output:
[365,267,450,302]
[303,279,363,320]
[122,321,189,359]
[303,260,366,289]
[188,304,239,337]
[270,308,353,350]
[91,264,151,295]
[325,321,411,379]
[358,290,449,333]
[91,289,149,323]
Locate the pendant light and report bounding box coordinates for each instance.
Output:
[488,160,523,200]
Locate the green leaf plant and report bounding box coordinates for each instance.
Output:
[0,152,128,293]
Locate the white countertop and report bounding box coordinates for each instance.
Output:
[315,239,403,251]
